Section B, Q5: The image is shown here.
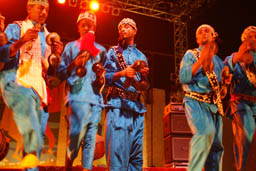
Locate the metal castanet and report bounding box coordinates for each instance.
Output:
[75,50,91,77]
[46,32,61,67]
[92,62,105,92]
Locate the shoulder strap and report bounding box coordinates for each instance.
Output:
[13,21,23,28]
[240,63,256,87]
[188,48,200,61]
[112,45,128,70]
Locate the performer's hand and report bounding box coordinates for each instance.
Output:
[122,66,136,78]
[74,51,90,67]
[51,41,63,55]
[234,41,254,64]
[140,67,149,77]
[21,28,39,43]
[201,41,216,72]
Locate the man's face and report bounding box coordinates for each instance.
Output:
[245,31,256,42]
[118,24,136,40]
[27,4,49,24]
[77,19,95,37]
[196,27,214,46]
[245,31,256,52]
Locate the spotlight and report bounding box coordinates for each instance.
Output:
[68,0,78,7]
[80,0,87,9]
[58,0,66,4]
[89,1,100,12]
[111,8,120,16]
[101,4,110,13]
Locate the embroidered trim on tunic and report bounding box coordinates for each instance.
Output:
[189,48,224,116]
[112,46,128,70]
[205,71,224,116]
[240,63,256,88]
[185,91,213,103]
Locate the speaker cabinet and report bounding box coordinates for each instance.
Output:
[164,103,184,115]
[163,112,192,137]
[164,135,191,163]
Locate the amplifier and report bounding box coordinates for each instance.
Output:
[164,135,191,164]
[164,103,184,116]
[163,112,192,137]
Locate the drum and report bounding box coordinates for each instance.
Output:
[94,134,105,160]
[0,129,9,161]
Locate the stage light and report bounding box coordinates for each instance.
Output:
[101,4,110,13]
[80,0,87,9]
[89,1,100,11]
[112,8,120,16]
[58,0,66,4]
[69,0,78,7]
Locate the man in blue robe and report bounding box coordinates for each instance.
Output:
[48,11,106,171]
[103,18,149,171]
[179,24,224,171]
[224,26,256,171]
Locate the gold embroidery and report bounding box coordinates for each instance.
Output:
[189,48,224,116]
[240,63,256,87]
[205,71,224,116]
[185,91,212,103]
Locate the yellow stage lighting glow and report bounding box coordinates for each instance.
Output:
[58,0,66,4]
[90,1,99,11]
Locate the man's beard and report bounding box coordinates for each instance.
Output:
[201,39,210,45]
[118,36,128,49]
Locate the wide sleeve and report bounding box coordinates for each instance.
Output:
[103,48,119,86]
[179,51,196,84]
[56,43,74,81]
[0,24,20,62]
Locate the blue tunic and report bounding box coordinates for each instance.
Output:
[224,51,256,170]
[57,40,106,106]
[179,47,224,171]
[55,39,106,170]
[103,44,147,171]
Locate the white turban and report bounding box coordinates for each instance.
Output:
[118,18,137,30]
[241,26,256,42]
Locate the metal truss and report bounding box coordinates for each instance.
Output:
[173,20,188,75]
[101,0,179,22]
[97,0,215,87]
[101,0,215,22]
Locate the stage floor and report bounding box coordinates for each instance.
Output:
[0,167,187,171]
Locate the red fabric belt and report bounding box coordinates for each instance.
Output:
[231,93,256,102]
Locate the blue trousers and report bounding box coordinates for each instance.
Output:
[24,110,49,171]
[231,101,256,171]
[105,108,144,171]
[0,70,43,154]
[67,101,102,170]
[184,100,224,171]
